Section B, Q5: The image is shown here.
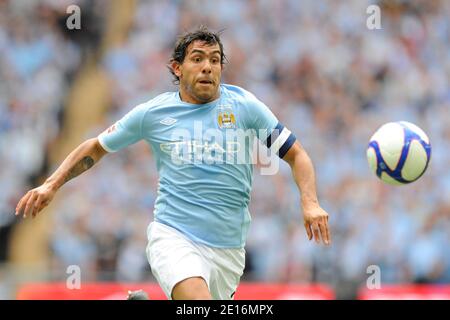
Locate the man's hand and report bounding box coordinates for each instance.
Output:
[303,205,331,245]
[14,138,107,219]
[282,142,331,246]
[15,183,56,219]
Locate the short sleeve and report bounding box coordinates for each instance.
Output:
[246,95,296,158]
[97,104,147,152]
[248,97,279,140]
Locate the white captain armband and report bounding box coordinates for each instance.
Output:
[264,122,296,158]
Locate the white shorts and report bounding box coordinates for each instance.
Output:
[146,221,245,300]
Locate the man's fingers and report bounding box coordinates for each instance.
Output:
[32,195,44,218]
[15,194,27,215]
[304,222,312,240]
[16,192,32,216]
[325,217,331,245]
[24,192,37,218]
[312,222,320,243]
[319,221,329,245]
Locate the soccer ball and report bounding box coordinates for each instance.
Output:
[366,121,431,185]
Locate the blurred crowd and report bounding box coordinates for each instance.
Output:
[0,0,84,260]
[1,0,450,298]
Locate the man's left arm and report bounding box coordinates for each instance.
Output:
[282,141,331,246]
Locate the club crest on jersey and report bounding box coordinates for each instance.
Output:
[217,104,236,129]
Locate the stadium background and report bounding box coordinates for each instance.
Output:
[1,0,449,299]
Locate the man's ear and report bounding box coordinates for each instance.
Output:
[171,61,182,79]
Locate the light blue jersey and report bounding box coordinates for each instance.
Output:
[98,84,296,248]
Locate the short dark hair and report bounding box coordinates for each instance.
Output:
[168,26,227,84]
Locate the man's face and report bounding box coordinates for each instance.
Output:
[173,40,222,104]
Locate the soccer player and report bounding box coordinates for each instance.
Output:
[15,26,331,300]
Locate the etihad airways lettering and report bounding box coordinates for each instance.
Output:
[160,140,241,164]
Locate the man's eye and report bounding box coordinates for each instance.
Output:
[212,58,219,64]
[194,57,201,62]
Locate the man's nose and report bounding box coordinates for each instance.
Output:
[202,61,212,74]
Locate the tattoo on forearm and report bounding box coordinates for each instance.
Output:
[64,156,95,183]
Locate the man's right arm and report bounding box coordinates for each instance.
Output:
[15,138,108,219]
